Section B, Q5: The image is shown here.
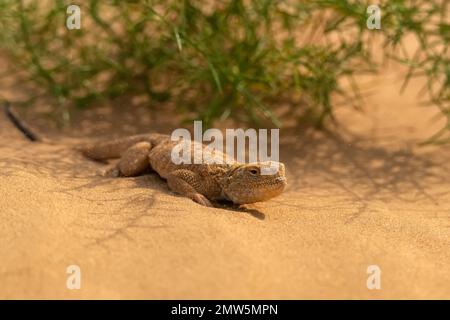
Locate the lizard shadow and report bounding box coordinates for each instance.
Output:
[214,200,266,220]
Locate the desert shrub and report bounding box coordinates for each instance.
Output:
[0,0,448,142]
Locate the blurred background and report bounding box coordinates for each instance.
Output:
[0,0,448,142]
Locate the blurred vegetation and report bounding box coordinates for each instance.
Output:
[0,0,448,142]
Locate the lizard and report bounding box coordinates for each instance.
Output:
[3,101,287,207]
[78,134,287,207]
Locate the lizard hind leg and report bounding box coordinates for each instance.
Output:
[166,169,213,207]
[103,141,152,177]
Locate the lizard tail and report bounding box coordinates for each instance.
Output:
[3,100,40,142]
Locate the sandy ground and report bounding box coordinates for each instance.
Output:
[1,54,450,299]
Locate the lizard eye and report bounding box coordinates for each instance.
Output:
[249,168,259,175]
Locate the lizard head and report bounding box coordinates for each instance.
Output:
[222,162,287,204]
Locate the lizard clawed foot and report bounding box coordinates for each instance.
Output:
[192,193,213,207]
[100,165,121,178]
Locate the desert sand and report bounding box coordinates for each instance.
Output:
[0,52,449,299]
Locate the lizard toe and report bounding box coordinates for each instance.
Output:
[192,193,213,207]
[100,165,121,178]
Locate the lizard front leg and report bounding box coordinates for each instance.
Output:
[166,169,213,207]
[103,141,152,177]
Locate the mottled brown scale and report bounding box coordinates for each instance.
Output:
[79,133,287,207]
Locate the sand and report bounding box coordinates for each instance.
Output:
[0,54,449,299]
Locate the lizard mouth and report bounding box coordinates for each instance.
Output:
[271,176,287,189]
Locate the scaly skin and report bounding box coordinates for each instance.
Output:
[79,134,287,207]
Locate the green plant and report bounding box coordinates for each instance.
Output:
[0,0,448,142]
